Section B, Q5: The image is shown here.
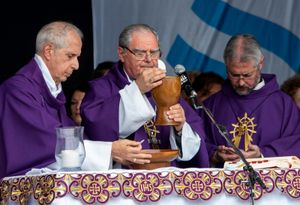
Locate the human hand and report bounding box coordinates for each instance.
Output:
[135,67,166,93]
[212,145,240,163]
[167,103,186,131]
[240,144,261,158]
[111,139,152,165]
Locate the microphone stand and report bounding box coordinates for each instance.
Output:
[190,94,266,205]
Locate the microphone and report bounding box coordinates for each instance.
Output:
[175,67,266,193]
[174,64,200,109]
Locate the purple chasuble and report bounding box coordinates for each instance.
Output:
[199,74,300,167]
[81,61,209,168]
[0,58,75,178]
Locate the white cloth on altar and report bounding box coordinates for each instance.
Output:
[26,140,112,175]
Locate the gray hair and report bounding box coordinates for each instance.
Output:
[223,34,263,67]
[118,24,159,48]
[36,21,83,53]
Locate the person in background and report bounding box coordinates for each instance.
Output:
[187,71,201,85]
[181,70,200,106]
[70,82,89,125]
[0,21,148,179]
[199,34,300,167]
[281,74,300,109]
[192,71,224,103]
[93,61,115,79]
[69,61,114,125]
[81,23,209,168]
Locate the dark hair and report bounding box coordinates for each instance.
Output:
[192,72,224,96]
[65,81,89,118]
[73,81,89,93]
[281,74,300,98]
[93,61,115,79]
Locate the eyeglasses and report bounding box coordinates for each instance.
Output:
[227,69,258,80]
[122,46,161,60]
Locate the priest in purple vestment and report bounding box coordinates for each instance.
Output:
[0,21,144,179]
[199,34,300,167]
[81,24,209,168]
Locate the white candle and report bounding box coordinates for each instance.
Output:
[61,150,80,168]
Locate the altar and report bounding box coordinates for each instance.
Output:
[1,168,300,205]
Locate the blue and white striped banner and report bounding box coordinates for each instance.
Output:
[92,0,300,84]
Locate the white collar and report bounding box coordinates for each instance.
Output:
[34,54,62,98]
[124,69,133,83]
[253,77,265,90]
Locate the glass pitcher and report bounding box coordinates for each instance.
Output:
[55,126,85,171]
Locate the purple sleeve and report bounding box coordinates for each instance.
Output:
[0,81,74,178]
[260,97,300,157]
[176,98,210,168]
[81,79,120,142]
